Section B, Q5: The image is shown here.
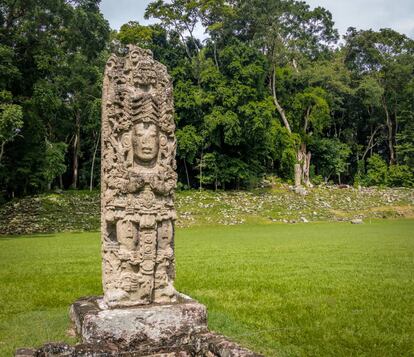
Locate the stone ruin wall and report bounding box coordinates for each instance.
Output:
[101,45,177,308]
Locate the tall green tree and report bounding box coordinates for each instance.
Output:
[344,28,414,166]
[198,0,339,185]
[0,91,23,164]
[0,0,109,196]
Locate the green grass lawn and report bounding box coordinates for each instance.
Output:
[1,221,413,356]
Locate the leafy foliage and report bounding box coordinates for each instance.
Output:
[310,138,351,182]
[43,141,68,188]
[0,90,23,163]
[0,0,109,197]
[363,154,389,186]
[0,0,413,198]
[388,165,414,187]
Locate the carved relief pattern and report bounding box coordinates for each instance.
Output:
[101,46,177,307]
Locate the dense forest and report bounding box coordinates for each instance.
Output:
[0,0,413,200]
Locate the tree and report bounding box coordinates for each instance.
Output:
[291,86,331,186]
[176,125,203,188]
[201,0,339,185]
[310,138,351,183]
[1,0,412,195]
[145,0,202,59]
[43,141,67,190]
[0,0,110,196]
[117,21,160,49]
[363,154,388,186]
[344,28,414,166]
[198,152,249,190]
[195,41,280,188]
[0,91,23,163]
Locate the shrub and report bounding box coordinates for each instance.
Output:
[310,138,351,182]
[362,154,414,187]
[312,175,324,186]
[388,165,414,187]
[363,154,388,186]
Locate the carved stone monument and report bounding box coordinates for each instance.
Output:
[15,46,261,357]
[101,46,177,308]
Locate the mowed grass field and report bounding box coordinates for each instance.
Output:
[0,221,413,356]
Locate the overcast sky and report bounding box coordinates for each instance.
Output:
[100,0,414,39]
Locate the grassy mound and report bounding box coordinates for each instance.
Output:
[0,190,100,235]
[0,186,413,235]
[1,221,413,356]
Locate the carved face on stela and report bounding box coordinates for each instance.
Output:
[132,121,159,164]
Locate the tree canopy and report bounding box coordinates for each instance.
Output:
[0,0,413,199]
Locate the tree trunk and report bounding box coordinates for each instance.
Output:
[0,141,5,163]
[184,22,200,54]
[304,106,311,133]
[213,40,219,69]
[303,150,312,187]
[199,150,203,191]
[72,111,81,189]
[183,159,190,188]
[370,125,373,157]
[382,99,396,165]
[294,164,301,187]
[72,135,79,189]
[177,30,193,60]
[296,143,312,187]
[362,125,381,161]
[89,133,100,192]
[271,67,291,133]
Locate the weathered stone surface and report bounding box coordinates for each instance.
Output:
[16,298,261,356]
[70,295,207,351]
[64,295,263,356]
[101,45,177,308]
[15,334,262,357]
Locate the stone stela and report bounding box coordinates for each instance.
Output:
[101,45,178,307]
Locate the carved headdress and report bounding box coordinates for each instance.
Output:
[102,45,176,171]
